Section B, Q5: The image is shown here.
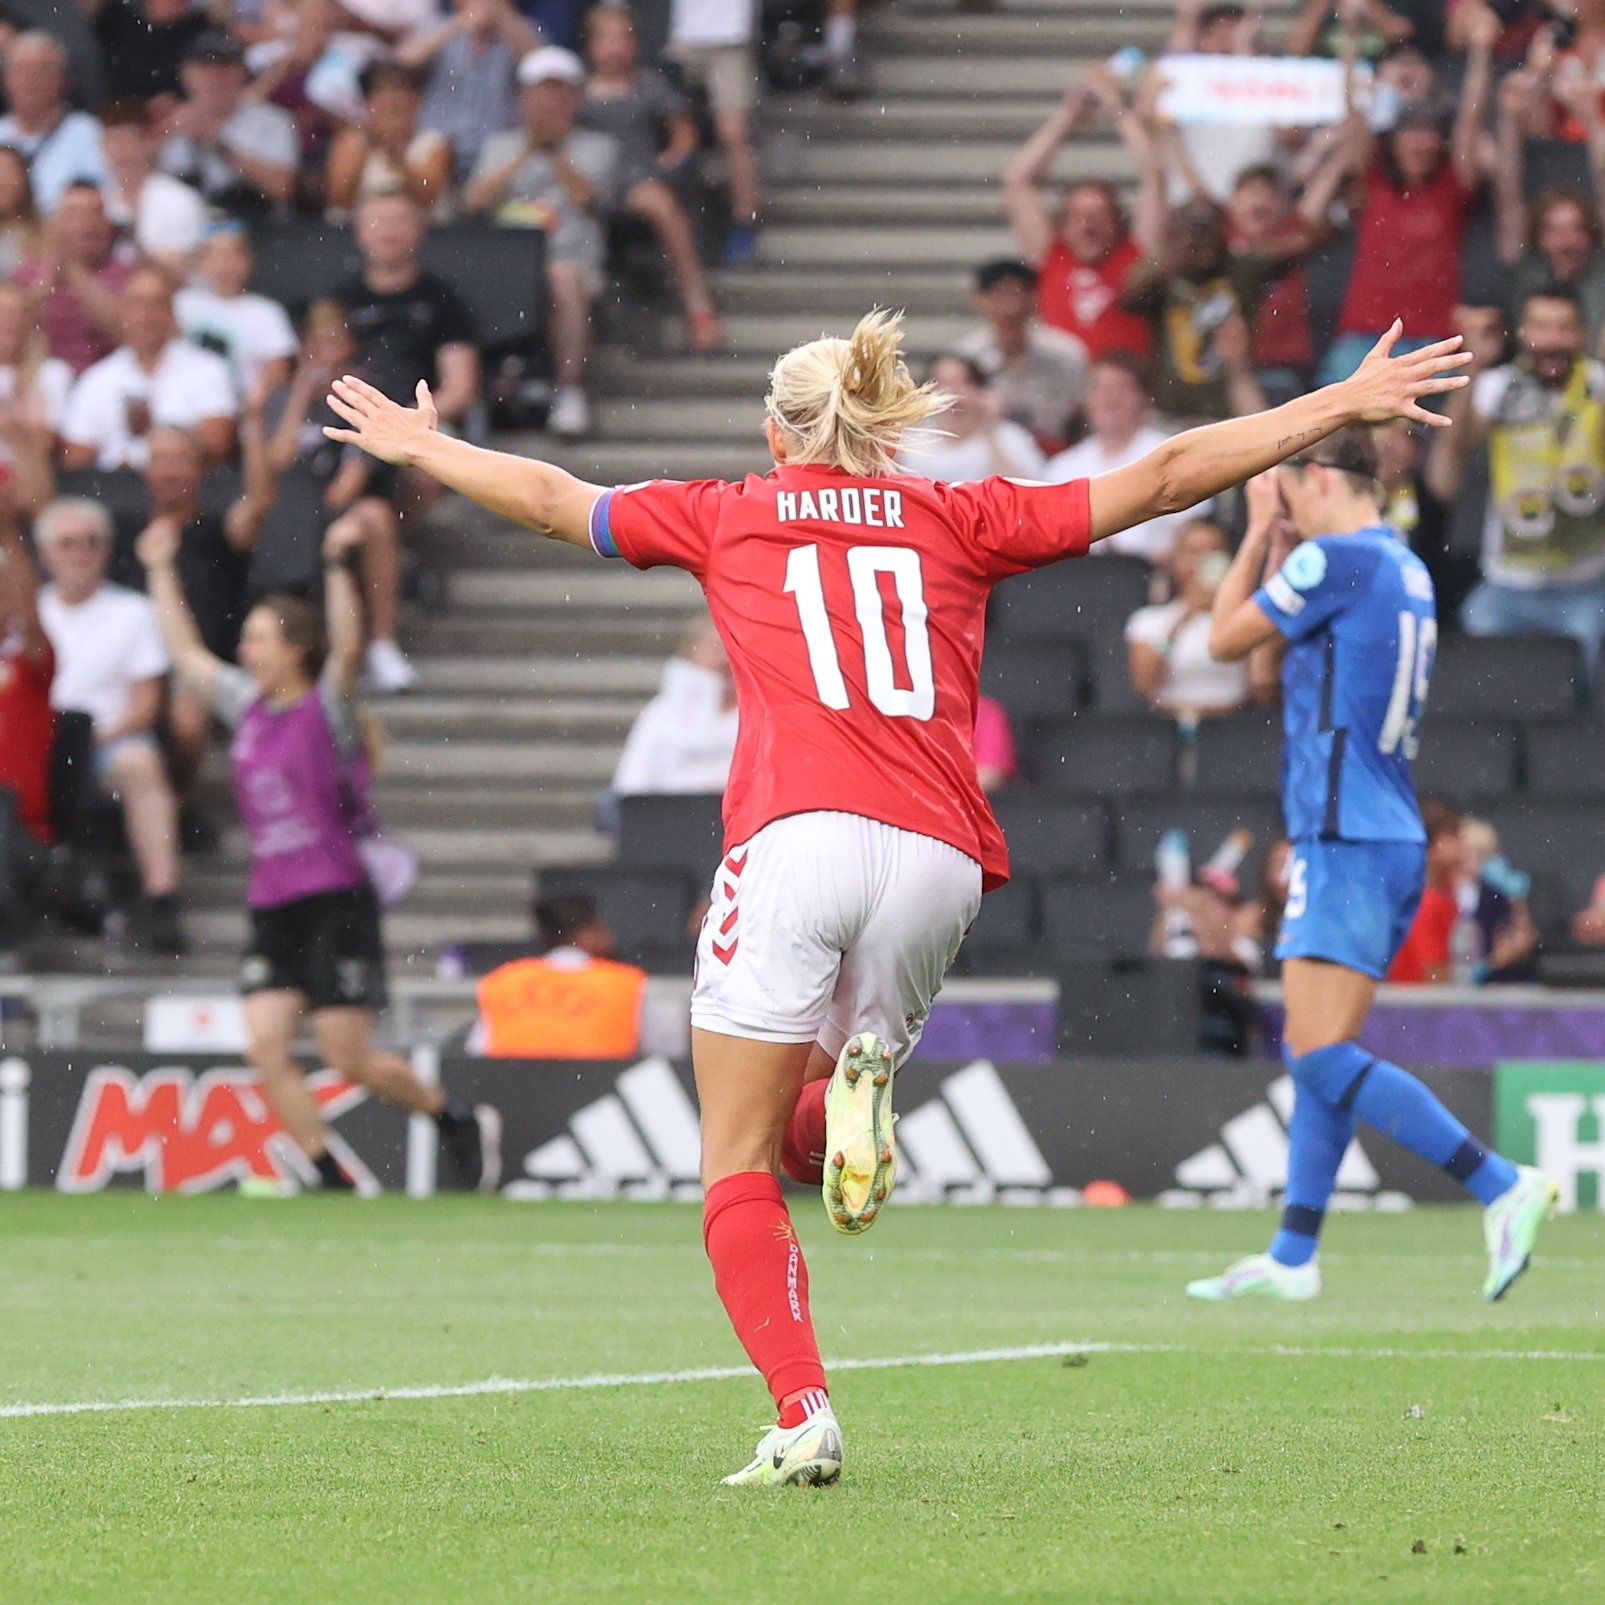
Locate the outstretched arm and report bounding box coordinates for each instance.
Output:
[324,376,605,547]
[1087,322,1467,542]
[321,517,368,700]
[136,518,222,700]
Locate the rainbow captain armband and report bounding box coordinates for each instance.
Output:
[589,489,621,559]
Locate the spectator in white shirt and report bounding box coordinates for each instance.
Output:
[1125,518,1251,719]
[953,258,1089,455]
[612,620,739,799]
[895,353,1046,484]
[159,31,298,215]
[34,497,185,953]
[1044,352,1212,563]
[99,100,207,277]
[0,32,108,213]
[61,265,239,471]
[176,224,298,400]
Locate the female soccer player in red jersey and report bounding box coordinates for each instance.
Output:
[326,310,1466,1488]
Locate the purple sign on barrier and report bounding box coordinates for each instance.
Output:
[914,1000,1058,1062]
[1257,999,1605,1066]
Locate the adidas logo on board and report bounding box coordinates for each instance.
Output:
[1160,1076,1412,1213]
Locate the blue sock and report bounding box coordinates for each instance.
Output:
[1342,1057,1519,1206]
[1270,1054,1360,1268]
[1270,1089,1355,1266]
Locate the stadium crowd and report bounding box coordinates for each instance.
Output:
[0,0,858,964]
[3,0,1605,1010]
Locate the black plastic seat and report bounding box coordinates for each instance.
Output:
[1430,636,1583,719]
[991,792,1109,877]
[952,877,1039,976]
[1522,719,1605,799]
[980,639,1086,720]
[1039,876,1155,960]
[990,555,1151,643]
[616,793,725,879]
[1479,798,1605,880]
[1192,713,1282,795]
[1412,719,1519,802]
[1026,714,1176,795]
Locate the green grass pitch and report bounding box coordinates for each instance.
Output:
[2,1192,1600,1604]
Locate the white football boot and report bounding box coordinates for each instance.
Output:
[722,1402,843,1488]
[1185,1253,1322,1302]
[1481,1165,1560,1302]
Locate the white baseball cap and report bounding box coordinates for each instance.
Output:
[517,46,586,87]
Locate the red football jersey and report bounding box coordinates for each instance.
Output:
[591,464,1092,890]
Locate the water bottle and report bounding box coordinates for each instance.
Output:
[1156,830,1197,958]
[1449,881,1483,987]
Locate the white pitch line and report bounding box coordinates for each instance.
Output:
[2,1339,1601,1423]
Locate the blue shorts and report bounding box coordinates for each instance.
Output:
[1276,839,1426,980]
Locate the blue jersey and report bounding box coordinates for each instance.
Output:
[1254,528,1434,845]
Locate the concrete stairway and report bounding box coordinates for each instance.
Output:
[151,0,1300,978]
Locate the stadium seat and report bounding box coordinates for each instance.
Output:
[1114,795,1282,880]
[248,465,328,598]
[1479,799,1605,880]
[1430,636,1584,719]
[1412,719,1519,803]
[989,555,1151,643]
[951,876,1039,976]
[980,639,1086,720]
[1039,877,1155,961]
[616,793,725,879]
[1522,719,1605,799]
[1191,713,1282,795]
[1026,714,1175,794]
[990,792,1108,877]
[1083,625,1153,714]
[534,865,698,968]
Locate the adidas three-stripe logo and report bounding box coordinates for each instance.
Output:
[504,1059,1076,1205]
[1162,1075,1412,1213]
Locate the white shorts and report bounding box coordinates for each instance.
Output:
[691,811,984,1067]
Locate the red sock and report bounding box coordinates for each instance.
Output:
[780,1079,828,1186]
[703,1171,828,1411]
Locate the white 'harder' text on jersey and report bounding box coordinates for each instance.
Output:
[775,487,906,528]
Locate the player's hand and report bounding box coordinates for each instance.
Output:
[135,517,181,570]
[324,375,438,466]
[1242,469,1285,534]
[1341,322,1470,428]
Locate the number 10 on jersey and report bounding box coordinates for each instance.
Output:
[784,545,936,720]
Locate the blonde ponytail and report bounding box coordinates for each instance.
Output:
[765,308,949,477]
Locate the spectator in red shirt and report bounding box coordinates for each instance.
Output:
[1387,798,1464,984]
[15,182,136,376]
[1226,164,1336,406]
[1320,15,1498,383]
[0,518,54,958]
[1003,76,1152,360]
[0,518,52,843]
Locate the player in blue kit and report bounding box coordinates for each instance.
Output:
[1187,423,1557,1303]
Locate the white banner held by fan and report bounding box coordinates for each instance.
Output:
[1156,55,1361,127]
